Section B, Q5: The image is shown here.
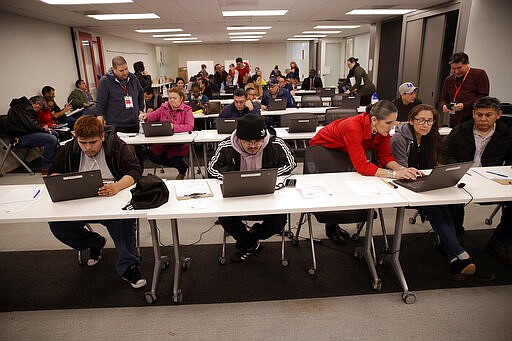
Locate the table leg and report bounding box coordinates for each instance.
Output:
[145,219,169,304]
[363,209,382,291]
[188,143,195,179]
[170,218,185,303]
[384,207,416,304]
[203,143,208,177]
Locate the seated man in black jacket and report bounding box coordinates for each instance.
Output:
[48,115,147,288]
[219,88,260,118]
[4,96,58,174]
[442,96,512,264]
[208,114,296,262]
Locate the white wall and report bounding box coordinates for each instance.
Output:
[0,12,77,113]
[353,33,371,72]
[157,43,288,81]
[464,0,512,102]
[100,34,158,80]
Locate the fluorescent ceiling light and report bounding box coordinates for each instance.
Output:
[41,0,131,4]
[230,39,260,42]
[163,37,198,41]
[88,13,159,20]
[227,26,272,30]
[228,36,262,39]
[228,32,267,35]
[287,38,316,41]
[136,28,183,33]
[223,10,287,17]
[347,9,415,15]
[173,41,202,44]
[314,25,360,29]
[152,34,191,38]
[293,35,327,38]
[302,31,340,34]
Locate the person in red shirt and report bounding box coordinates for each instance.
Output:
[309,100,422,243]
[235,57,251,87]
[440,52,489,127]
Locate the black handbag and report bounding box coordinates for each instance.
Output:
[123,174,169,210]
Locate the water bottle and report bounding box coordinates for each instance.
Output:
[371,92,379,104]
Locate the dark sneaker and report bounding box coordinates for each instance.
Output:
[121,265,147,289]
[230,242,263,262]
[450,258,476,281]
[325,224,350,244]
[87,236,106,267]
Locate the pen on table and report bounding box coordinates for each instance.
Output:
[33,189,41,199]
[185,192,206,197]
[387,182,398,189]
[486,170,508,178]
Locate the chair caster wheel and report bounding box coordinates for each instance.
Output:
[351,234,360,241]
[307,268,316,276]
[402,292,416,304]
[172,290,183,304]
[372,279,382,291]
[281,259,289,267]
[354,251,363,260]
[161,261,170,270]
[181,257,191,270]
[291,238,299,246]
[284,231,294,239]
[409,218,416,224]
[145,292,157,304]
[218,256,226,265]
[485,218,492,225]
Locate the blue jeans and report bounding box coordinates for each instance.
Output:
[17,132,58,168]
[219,214,287,250]
[493,202,512,246]
[49,219,140,275]
[419,205,466,260]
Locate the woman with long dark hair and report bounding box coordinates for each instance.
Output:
[391,104,491,281]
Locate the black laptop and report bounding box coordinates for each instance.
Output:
[220,169,278,198]
[394,162,472,192]
[268,98,287,111]
[224,85,237,94]
[142,121,173,137]
[286,118,318,133]
[206,101,221,115]
[43,170,103,202]
[216,118,238,134]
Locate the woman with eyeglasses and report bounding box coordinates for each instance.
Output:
[390,104,492,281]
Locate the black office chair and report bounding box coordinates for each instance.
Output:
[301,95,323,108]
[339,94,361,109]
[330,94,345,107]
[293,146,388,283]
[324,108,358,124]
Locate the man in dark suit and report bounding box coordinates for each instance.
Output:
[301,69,323,90]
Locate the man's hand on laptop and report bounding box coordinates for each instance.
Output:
[98,182,121,197]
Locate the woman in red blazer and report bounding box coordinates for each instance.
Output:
[310,100,422,243]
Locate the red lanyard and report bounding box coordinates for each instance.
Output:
[453,67,470,101]
[117,81,129,95]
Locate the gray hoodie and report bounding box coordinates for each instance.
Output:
[390,122,415,167]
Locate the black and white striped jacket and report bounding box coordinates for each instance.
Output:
[208,135,296,179]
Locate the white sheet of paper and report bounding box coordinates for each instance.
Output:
[0,187,43,204]
[174,180,212,198]
[345,180,393,196]
[473,168,512,180]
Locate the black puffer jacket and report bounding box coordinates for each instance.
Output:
[4,97,46,136]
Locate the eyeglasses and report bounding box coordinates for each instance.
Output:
[413,118,435,125]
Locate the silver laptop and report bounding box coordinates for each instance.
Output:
[268,98,287,111]
[43,170,103,202]
[142,121,173,137]
[394,162,472,192]
[286,118,318,133]
[216,118,238,134]
[220,169,278,198]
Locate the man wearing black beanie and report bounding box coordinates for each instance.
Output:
[208,114,296,262]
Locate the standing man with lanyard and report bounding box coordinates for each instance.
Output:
[96,56,145,167]
[440,52,489,127]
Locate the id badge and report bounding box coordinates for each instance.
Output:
[124,96,134,109]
